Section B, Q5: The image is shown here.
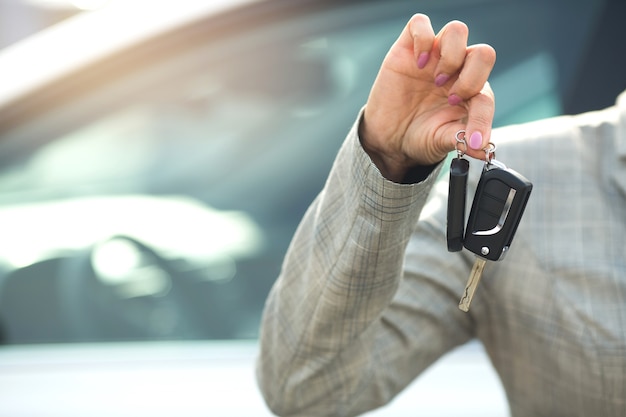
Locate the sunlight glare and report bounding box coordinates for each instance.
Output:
[71,0,111,10]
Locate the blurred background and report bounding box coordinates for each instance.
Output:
[2,0,625,114]
[0,0,624,416]
[0,0,99,48]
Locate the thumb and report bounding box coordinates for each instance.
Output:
[463,82,495,159]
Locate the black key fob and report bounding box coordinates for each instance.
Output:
[447,157,469,252]
[463,165,532,261]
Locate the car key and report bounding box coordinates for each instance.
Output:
[458,157,532,312]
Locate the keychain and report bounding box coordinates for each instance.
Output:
[446,131,533,311]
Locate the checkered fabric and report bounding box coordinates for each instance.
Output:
[257,91,626,417]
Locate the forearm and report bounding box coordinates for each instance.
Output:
[256,114,443,416]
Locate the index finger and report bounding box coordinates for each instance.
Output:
[448,43,496,104]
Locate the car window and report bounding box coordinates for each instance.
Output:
[0,0,606,344]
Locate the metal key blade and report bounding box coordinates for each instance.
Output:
[459,257,487,312]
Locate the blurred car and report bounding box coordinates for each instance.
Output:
[0,0,623,416]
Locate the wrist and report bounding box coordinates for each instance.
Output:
[361,141,408,182]
[358,114,406,182]
[358,113,441,183]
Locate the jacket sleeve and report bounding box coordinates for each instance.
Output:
[256,112,476,416]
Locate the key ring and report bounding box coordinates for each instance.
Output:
[483,142,496,163]
[455,130,467,158]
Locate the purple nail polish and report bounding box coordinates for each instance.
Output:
[435,73,449,87]
[448,94,462,106]
[469,131,483,150]
[417,52,430,69]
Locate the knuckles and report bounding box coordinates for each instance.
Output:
[471,43,497,66]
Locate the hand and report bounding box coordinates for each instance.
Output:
[360,14,496,182]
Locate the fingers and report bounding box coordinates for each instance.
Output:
[451,44,496,151]
[432,24,496,153]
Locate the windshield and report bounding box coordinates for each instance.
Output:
[0,0,605,344]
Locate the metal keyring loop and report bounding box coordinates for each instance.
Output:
[483,142,496,163]
[455,130,467,158]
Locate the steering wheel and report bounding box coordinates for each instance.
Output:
[57,235,208,341]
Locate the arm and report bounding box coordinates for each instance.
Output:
[257,14,496,416]
[257,120,475,416]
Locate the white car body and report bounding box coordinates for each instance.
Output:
[0,340,508,416]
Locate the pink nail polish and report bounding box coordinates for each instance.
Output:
[417,52,430,69]
[448,94,462,106]
[469,131,483,150]
[435,74,449,87]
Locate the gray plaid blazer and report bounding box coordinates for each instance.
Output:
[257,90,626,417]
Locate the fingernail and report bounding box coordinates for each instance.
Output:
[448,94,462,106]
[417,52,430,69]
[435,73,449,87]
[469,131,483,150]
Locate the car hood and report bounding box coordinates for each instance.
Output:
[0,340,274,417]
[0,340,509,417]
